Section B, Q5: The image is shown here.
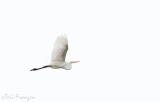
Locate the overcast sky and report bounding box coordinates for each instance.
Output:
[0,0,160,102]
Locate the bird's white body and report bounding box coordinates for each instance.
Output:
[49,61,72,70]
[30,34,79,71]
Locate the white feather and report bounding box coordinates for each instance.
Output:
[51,34,68,62]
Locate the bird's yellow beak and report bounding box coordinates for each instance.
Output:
[72,61,80,63]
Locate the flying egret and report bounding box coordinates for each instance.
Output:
[30,34,80,71]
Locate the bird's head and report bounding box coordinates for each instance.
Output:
[71,61,80,63]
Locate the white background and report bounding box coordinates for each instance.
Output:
[0,0,160,102]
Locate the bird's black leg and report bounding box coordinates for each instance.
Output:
[30,65,51,71]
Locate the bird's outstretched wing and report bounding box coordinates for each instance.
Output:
[51,34,68,62]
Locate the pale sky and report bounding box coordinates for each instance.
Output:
[0,0,160,102]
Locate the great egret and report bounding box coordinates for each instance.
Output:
[30,34,80,71]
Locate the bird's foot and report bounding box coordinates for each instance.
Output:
[30,68,39,71]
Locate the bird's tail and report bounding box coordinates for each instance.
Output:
[30,65,51,71]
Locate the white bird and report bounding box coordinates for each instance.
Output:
[30,34,80,71]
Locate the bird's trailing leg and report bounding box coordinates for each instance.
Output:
[30,65,51,71]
